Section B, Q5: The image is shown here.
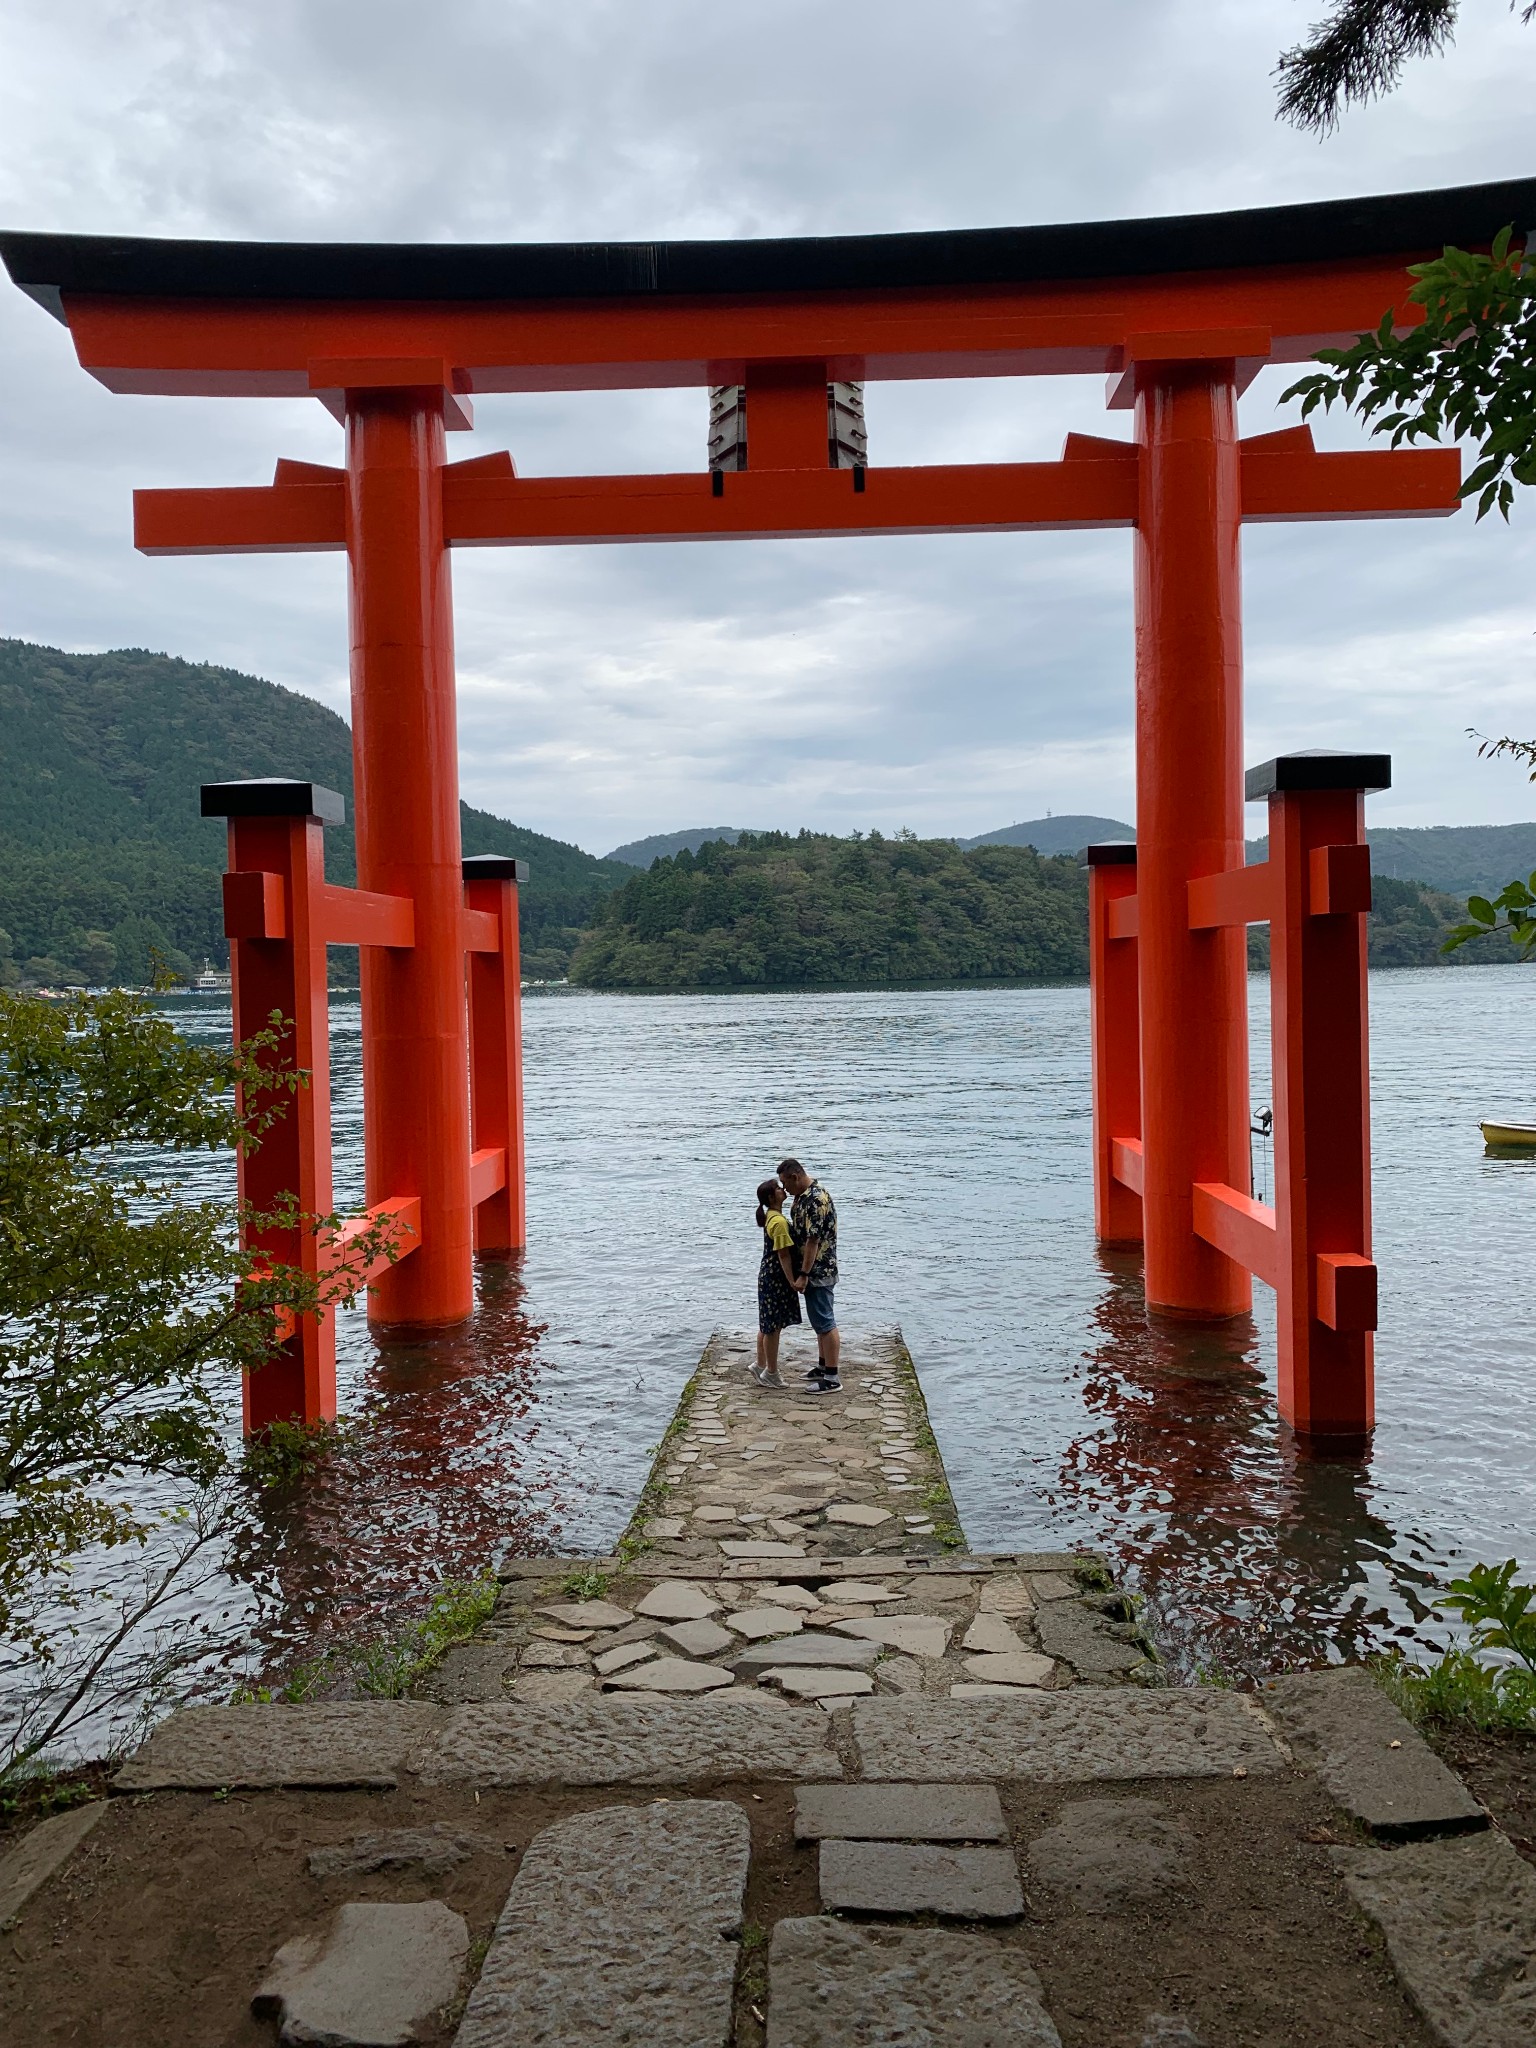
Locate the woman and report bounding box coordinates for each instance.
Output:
[752,1175,801,1387]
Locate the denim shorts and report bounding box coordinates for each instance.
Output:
[804,1283,837,1335]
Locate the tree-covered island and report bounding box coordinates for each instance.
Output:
[569,830,1094,989]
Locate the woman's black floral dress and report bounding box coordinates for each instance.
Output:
[758,1222,802,1334]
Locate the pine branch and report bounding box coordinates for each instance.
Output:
[1276,0,1460,132]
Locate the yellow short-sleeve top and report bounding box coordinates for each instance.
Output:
[763,1211,793,1253]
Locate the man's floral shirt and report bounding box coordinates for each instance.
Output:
[791,1181,838,1287]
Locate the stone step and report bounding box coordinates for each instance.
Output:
[412,1697,843,1786]
[850,1691,1284,1783]
[0,1804,106,1931]
[453,1801,749,2047]
[1331,1830,1536,2048]
[766,1920,1060,2046]
[818,1839,1025,1918]
[1264,1667,1487,1841]
[793,1782,1009,1842]
[255,1901,469,2047]
[115,1703,441,1791]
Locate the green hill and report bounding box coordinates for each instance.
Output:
[0,640,631,986]
[605,826,770,867]
[569,829,1091,989]
[957,814,1135,856]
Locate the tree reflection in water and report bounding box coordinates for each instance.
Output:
[1061,1248,1443,1681]
[225,1255,565,1684]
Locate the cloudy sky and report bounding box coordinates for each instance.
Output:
[0,1,1532,853]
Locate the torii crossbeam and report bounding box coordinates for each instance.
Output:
[5,175,1522,1438]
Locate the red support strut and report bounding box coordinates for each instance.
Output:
[463,854,527,1252]
[205,779,340,1431]
[204,776,434,1432]
[1086,842,1142,1245]
[1257,751,1385,1438]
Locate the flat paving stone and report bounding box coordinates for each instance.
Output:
[0,1803,106,1929]
[962,1614,1029,1653]
[423,1642,520,1704]
[603,1657,735,1694]
[115,1703,441,1790]
[766,1918,1061,2047]
[794,1782,1008,1842]
[412,1697,841,1785]
[877,1655,926,1694]
[732,1632,882,1672]
[454,1801,749,2048]
[827,1581,899,1603]
[253,1899,468,2047]
[591,1640,659,1676]
[657,1618,735,1658]
[851,1692,1284,1783]
[1266,1666,1486,1841]
[1025,1797,1196,1910]
[719,1540,805,1558]
[538,1600,634,1629]
[826,1503,893,1526]
[511,1672,594,1704]
[962,1652,1056,1689]
[1332,1830,1536,2048]
[723,1606,804,1642]
[819,1839,1024,1918]
[1033,1599,1148,1676]
[634,1582,721,1621]
[978,1575,1035,1616]
[764,1667,877,1699]
[520,1641,587,1669]
[832,1615,951,1659]
[598,1619,664,1648]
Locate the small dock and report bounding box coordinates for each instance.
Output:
[427,1326,1155,1710]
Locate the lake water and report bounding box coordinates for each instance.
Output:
[12,966,1536,1737]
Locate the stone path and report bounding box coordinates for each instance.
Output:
[6,1324,1535,2045]
[626,1327,965,1563]
[419,1327,1154,1715]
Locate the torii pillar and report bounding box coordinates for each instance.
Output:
[339,367,475,1329]
[1132,346,1252,1319]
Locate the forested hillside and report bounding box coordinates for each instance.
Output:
[569,830,1091,989]
[0,641,631,985]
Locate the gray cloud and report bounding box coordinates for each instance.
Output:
[1,1,1533,849]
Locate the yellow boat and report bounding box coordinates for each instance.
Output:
[1481,1120,1536,1148]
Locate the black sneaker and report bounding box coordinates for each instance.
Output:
[807,1375,842,1394]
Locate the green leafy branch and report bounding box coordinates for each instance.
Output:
[1442,872,1536,955]
[1440,1558,1536,1679]
[1285,227,1536,520]
[1377,1558,1536,1733]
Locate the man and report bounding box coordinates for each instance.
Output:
[777,1157,840,1392]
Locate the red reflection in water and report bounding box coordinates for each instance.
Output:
[1061,1248,1441,1678]
[226,1255,566,1679]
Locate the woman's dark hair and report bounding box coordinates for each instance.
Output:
[755,1177,781,1230]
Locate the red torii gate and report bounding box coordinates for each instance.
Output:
[5,176,1520,1439]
